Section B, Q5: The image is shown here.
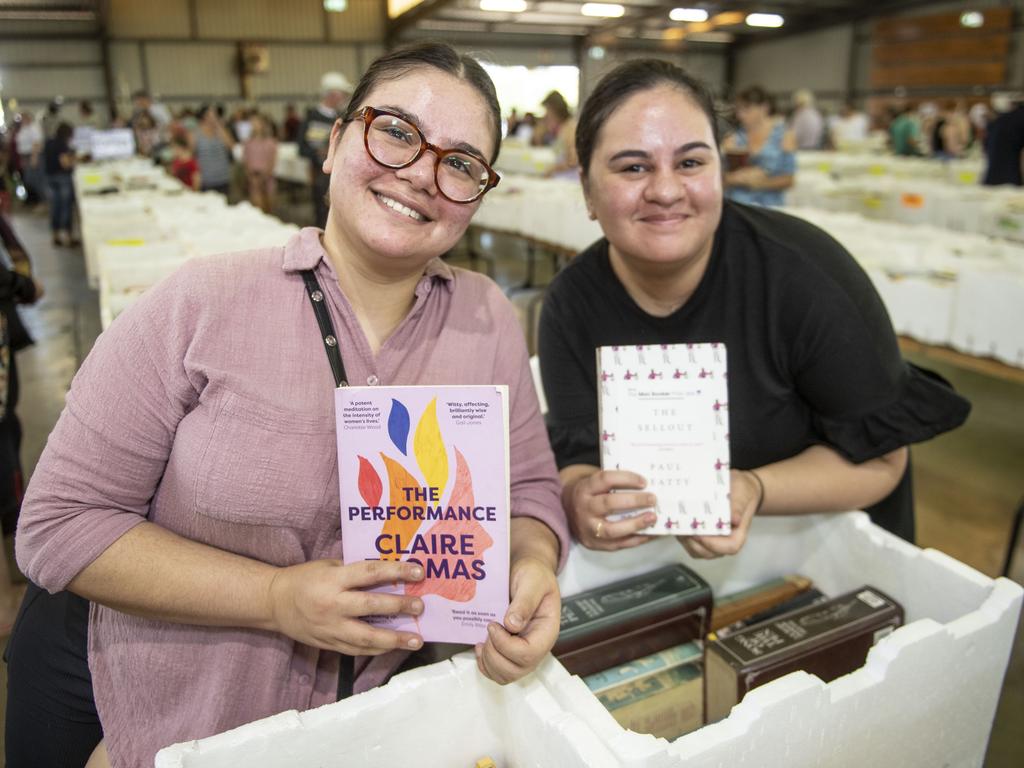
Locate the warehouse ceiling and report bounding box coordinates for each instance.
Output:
[0,0,95,21]
[389,0,950,46]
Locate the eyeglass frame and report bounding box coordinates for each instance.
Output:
[341,106,500,204]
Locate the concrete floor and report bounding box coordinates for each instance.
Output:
[1,203,1021,766]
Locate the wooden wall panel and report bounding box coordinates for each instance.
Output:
[874,7,1012,41]
[871,7,1013,93]
[871,61,1007,88]
[873,36,1010,65]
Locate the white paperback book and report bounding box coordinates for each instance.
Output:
[597,342,731,536]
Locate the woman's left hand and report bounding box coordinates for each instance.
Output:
[678,468,762,559]
[475,555,561,685]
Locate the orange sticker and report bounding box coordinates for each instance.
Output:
[901,193,924,209]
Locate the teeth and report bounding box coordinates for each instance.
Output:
[376,193,425,221]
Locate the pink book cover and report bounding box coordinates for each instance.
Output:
[336,385,510,644]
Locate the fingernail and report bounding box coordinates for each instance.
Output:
[507,613,522,629]
[407,637,422,650]
[411,599,423,615]
[409,566,423,580]
[647,495,657,506]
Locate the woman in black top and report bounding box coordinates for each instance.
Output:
[539,60,969,557]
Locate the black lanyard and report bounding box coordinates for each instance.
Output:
[300,268,355,698]
[301,270,348,388]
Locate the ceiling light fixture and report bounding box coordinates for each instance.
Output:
[670,8,708,23]
[745,12,784,28]
[959,11,984,28]
[480,0,527,11]
[581,3,625,18]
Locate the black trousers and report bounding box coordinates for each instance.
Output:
[4,584,100,768]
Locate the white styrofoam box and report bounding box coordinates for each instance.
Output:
[550,512,1021,768]
[866,269,956,346]
[156,650,620,768]
[153,513,1019,768]
[950,267,1024,366]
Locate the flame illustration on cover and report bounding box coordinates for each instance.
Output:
[355,398,493,603]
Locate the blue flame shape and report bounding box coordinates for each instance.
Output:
[387,399,410,456]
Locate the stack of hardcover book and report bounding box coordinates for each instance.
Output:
[556,568,904,740]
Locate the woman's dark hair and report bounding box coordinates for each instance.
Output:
[541,90,571,122]
[55,121,74,143]
[342,41,502,163]
[575,59,719,176]
[736,85,775,114]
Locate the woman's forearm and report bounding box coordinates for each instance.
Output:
[754,444,907,516]
[510,516,560,572]
[67,522,279,631]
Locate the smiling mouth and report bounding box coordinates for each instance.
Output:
[374,192,428,222]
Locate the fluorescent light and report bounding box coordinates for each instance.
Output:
[745,12,783,28]
[323,0,348,11]
[480,0,527,11]
[670,8,708,23]
[581,3,624,18]
[959,11,984,28]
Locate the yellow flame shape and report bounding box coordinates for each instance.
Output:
[413,397,449,501]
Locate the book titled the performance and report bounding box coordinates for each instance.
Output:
[597,343,731,536]
[336,385,510,645]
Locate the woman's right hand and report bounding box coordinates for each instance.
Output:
[267,559,426,655]
[564,469,658,551]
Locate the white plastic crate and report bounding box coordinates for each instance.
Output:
[156,513,1020,767]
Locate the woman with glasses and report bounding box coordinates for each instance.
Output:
[539,60,969,558]
[9,43,567,768]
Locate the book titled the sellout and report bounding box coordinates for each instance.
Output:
[335,385,510,645]
[597,342,731,536]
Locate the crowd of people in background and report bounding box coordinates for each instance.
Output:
[1,79,1022,242]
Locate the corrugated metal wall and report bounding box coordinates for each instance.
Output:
[2,0,384,118]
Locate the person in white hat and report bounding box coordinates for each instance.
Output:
[299,71,354,228]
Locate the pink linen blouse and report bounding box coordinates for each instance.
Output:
[17,227,568,768]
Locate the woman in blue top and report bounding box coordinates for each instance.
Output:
[722,86,796,207]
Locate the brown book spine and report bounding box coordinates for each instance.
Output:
[710,575,813,631]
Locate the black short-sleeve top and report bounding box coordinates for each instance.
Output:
[538,200,970,541]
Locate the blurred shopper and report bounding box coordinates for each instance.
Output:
[13,112,44,206]
[889,103,923,156]
[76,100,102,130]
[131,111,160,158]
[131,89,172,130]
[931,102,968,159]
[193,105,235,197]
[43,122,77,247]
[790,88,824,150]
[40,101,62,141]
[169,135,200,190]
[982,93,1024,186]
[534,90,578,177]
[723,86,796,207]
[0,214,42,634]
[299,71,352,228]
[829,101,870,149]
[283,103,302,142]
[243,114,278,213]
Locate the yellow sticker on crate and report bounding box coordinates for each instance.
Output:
[958,171,978,184]
[83,174,103,185]
[106,239,146,246]
[869,164,886,175]
[817,163,832,173]
[864,195,884,209]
